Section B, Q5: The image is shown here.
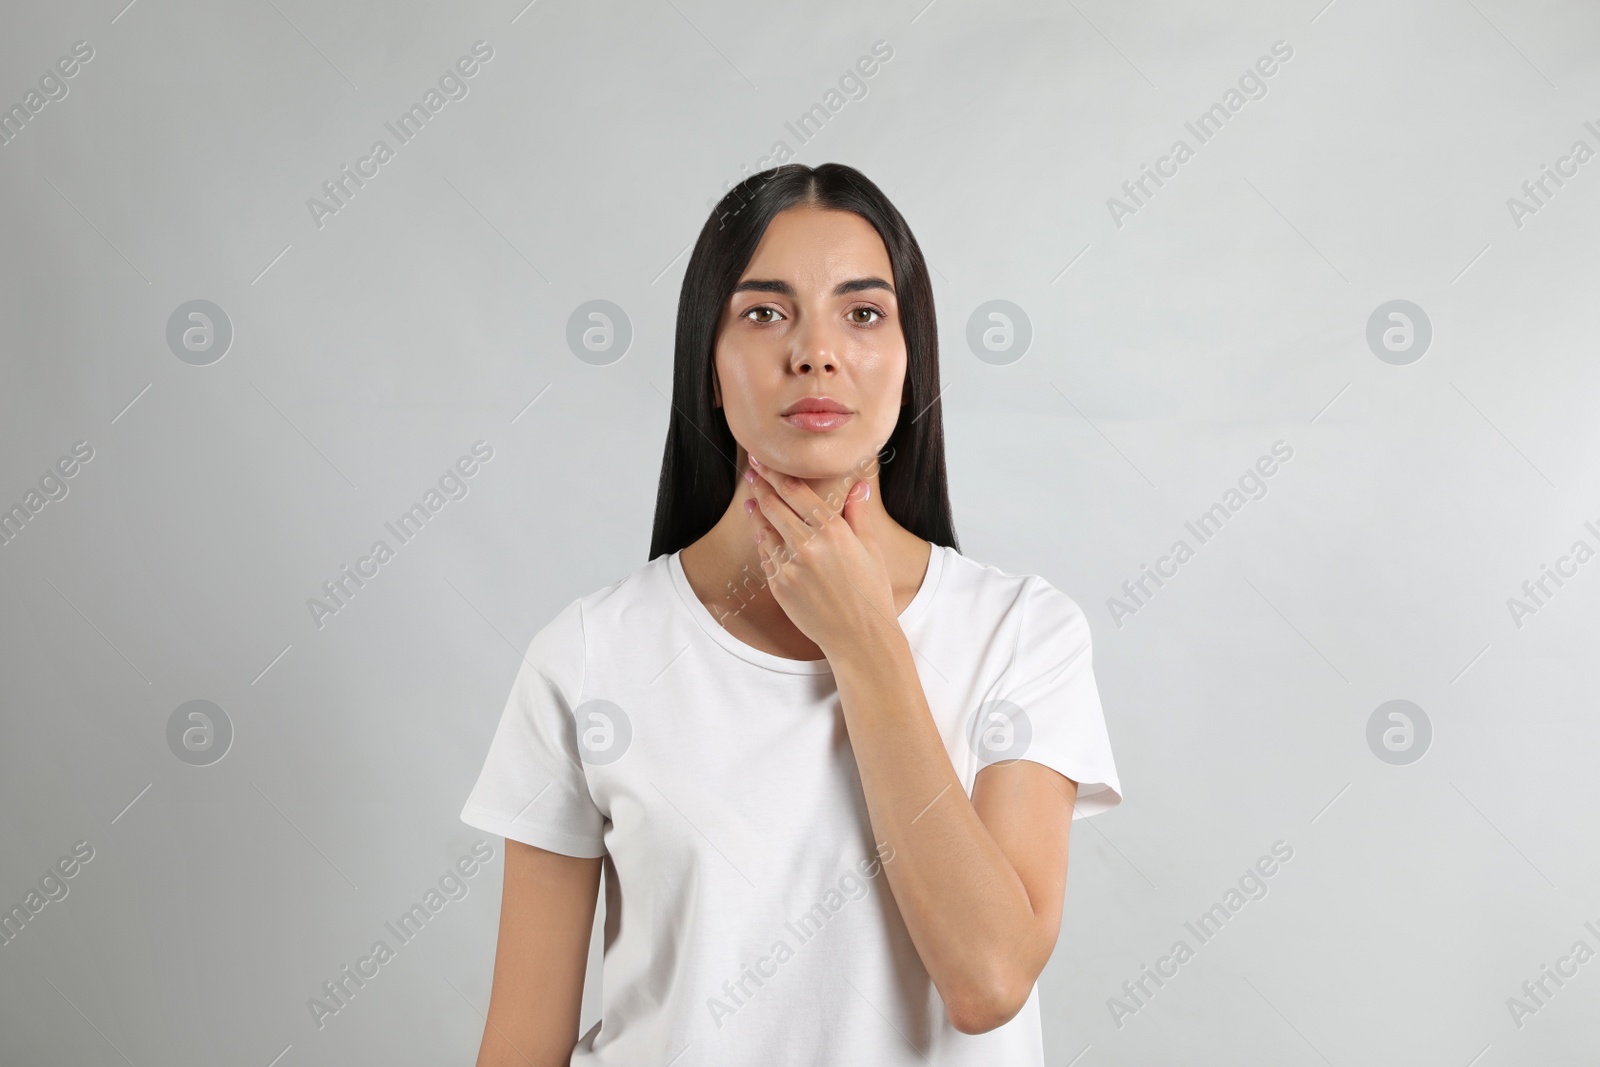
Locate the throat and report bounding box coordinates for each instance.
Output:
[721,598,824,661]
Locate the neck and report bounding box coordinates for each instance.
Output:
[691,453,896,621]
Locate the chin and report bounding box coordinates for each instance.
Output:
[760,435,885,481]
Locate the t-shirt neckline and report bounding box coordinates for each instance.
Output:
[667,542,947,674]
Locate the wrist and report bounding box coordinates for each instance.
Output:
[824,618,912,674]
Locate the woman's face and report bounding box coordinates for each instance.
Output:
[712,205,907,480]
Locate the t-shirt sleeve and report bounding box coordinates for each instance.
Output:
[994,577,1123,820]
[459,597,608,858]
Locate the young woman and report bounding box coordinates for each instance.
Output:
[461,162,1122,1066]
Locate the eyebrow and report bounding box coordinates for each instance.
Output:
[730,277,894,298]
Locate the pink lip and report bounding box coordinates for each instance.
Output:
[782,396,851,415]
[783,411,853,431]
[781,396,851,430]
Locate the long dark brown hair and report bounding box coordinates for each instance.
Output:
[648,162,958,560]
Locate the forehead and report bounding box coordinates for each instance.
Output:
[737,206,893,287]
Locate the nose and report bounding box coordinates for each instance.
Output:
[789,319,839,376]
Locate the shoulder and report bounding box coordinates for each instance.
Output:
[522,555,675,685]
[937,548,1091,636]
[534,553,679,648]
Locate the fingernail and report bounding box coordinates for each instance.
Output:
[743,498,756,514]
[748,455,760,468]
[744,469,755,484]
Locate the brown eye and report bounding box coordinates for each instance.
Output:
[744,306,782,324]
[851,306,885,325]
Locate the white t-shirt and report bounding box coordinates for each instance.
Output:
[460,543,1122,1065]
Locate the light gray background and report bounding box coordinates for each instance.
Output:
[3,0,1598,1064]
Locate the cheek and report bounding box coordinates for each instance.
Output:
[850,367,905,447]
[714,354,768,430]
[865,349,907,415]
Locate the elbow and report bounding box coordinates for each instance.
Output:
[943,965,1033,1035]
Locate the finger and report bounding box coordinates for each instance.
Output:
[839,479,876,550]
[750,457,837,528]
[742,496,781,551]
[747,468,813,549]
[745,498,786,578]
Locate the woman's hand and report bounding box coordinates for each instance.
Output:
[742,456,898,659]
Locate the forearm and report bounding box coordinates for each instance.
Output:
[829,622,1044,1031]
